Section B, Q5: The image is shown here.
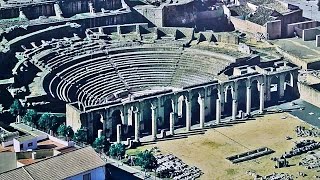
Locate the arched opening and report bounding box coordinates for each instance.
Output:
[191,93,200,126]
[177,95,186,127]
[163,99,173,130]
[237,80,247,112]
[284,73,294,101]
[251,80,260,110]
[270,76,280,105]
[207,88,218,121]
[110,110,122,141]
[141,102,152,136]
[224,85,233,117]
[91,113,103,143]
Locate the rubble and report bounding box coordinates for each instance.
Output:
[299,151,320,169]
[155,153,203,179]
[281,140,320,158]
[295,126,320,137]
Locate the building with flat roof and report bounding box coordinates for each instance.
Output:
[13,135,37,152]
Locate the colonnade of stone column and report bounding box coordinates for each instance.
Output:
[115,79,269,143]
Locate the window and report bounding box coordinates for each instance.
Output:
[83,173,91,180]
[28,142,33,147]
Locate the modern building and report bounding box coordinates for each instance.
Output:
[13,135,37,152]
[0,146,106,180]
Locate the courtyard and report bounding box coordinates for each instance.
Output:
[130,112,320,179]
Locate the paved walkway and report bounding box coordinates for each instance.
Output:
[10,122,47,137]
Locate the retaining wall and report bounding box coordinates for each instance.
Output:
[302,27,320,41]
[287,20,318,37]
[298,82,320,108]
[230,16,266,35]
[266,20,281,40]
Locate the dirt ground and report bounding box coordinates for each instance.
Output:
[133,112,320,180]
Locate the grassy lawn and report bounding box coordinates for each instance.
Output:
[133,113,320,180]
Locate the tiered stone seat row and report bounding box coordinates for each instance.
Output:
[22,37,235,108]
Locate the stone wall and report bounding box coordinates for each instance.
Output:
[230,16,266,35]
[0,3,55,19]
[302,27,320,41]
[295,27,303,38]
[133,6,164,27]
[298,82,320,108]
[276,9,304,37]
[66,103,82,132]
[266,20,281,40]
[162,1,196,27]
[275,46,308,69]
[287,20,318,37]
[0,0,122,19]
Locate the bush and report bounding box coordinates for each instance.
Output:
[74,128,87,143]
[92,136,110,153]
[109,143,126,158]
[57,124,67,137]
[135,150,158,171]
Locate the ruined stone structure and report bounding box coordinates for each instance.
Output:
[0,0,302,144]
[9,22,299,142]
[227,0,305,40]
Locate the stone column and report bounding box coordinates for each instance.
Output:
[116,124,121,143]
[279,75,285,99]
[246,86,251,115]
[172,99,178,124]
[185,99,191,132]
[151,106,157,141]
[232,99,238,121]
[216,99,221,124]
[127,108,133,126]
[260,83,265,113]
[169,112,175,135]
[101,113,106,136]
[134,111,140,142]
[198,97,205,129]
[98,129,103,138]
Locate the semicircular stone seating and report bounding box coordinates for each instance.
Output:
[23,37,234,107]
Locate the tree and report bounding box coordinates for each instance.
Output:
[92,136,110,153]
[135,150,158,171]
[74,128,87,143]
[66,126,74,139]
[38,113,63,133]
[49,115,61,133]
[10,99,24,117]
[109,143,126,159]
[38,113,51,131]
[57,124,67,137]
[22,109,37,126]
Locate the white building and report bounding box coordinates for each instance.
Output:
[13,135,37,152]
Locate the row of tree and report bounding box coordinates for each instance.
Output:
[9,99,82,141]
[10,100,158,173]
